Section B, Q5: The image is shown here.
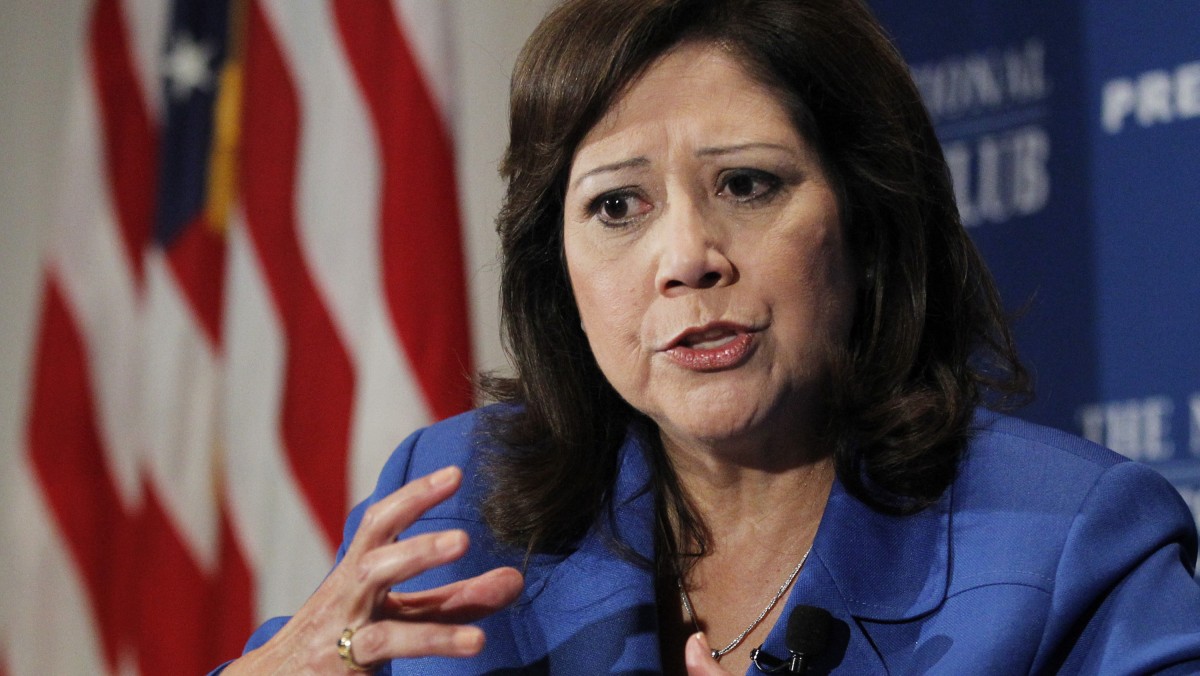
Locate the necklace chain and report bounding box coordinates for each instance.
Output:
[678,547,811,661]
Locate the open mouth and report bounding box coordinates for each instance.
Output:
[665,323,757,371]
[679,328,741,350]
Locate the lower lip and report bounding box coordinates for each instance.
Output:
[664,332,755,371]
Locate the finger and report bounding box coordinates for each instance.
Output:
[345,620,487,664]
[382,566,524,623]
[353,529,471,597]
[350,466,462,554]
[685,633,731,675]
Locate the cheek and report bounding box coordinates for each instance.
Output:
[822,231,859,335]
[575,274,644,357]
[564,235,603,327]
[565,237,649,381]
[765,224,857,341]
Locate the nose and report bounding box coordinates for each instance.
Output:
[654,200,735,295]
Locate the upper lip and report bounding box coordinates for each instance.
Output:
[663,321,755,350]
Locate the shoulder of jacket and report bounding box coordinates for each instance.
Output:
[365,406,512,523]
[943,410,1146,592]
[966,410,1129,487]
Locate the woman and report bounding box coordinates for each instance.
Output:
[218,0,1200,673]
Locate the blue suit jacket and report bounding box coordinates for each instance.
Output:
[235,408,1200,674]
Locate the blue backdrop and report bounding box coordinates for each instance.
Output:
[869,1,1200,524]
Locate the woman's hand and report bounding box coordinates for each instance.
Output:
[685,633,735,676]
[223,466,524,674]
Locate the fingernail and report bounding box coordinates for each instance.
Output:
[436,531,465,554]
[684,632,711,667]
[454,627,484,653]
[430,466,459,487]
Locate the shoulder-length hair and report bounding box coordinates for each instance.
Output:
[480,0,1028,561]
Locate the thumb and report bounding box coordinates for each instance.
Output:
[685,632,731,675]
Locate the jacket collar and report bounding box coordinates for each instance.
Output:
[732,472,951,674]
[511,431,953,672]
[809,475,952,621]
[517,432,956,618]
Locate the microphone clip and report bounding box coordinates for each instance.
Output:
[749,646,806,674]
[751,604,832,674]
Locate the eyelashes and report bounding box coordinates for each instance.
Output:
[717,168,782,203]
[587,189,652,227]
[583,168,786,228]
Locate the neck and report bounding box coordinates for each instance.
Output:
[654,431,834,674]
[660,429,835,545]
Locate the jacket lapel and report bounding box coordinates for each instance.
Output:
[751,477,953,674]
[507,435,953,674]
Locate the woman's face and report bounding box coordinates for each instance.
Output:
[563,43,856,456]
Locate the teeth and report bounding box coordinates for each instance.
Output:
[687,333,737,350]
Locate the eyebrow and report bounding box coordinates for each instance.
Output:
[571,157,650,190]
[696,142,794,157]
[570,142,797,190]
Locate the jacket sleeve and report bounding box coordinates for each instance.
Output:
[1034,460,1200,674]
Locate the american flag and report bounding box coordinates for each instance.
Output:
[6,0,474,672]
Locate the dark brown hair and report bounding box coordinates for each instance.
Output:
[480,0,1028,563]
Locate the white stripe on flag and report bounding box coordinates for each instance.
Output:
[117,0,168,121]
[139,252,222,569]
[56,70,144,507]
[393,0,459,123]
[6,459,108,673]
[264,0,434,500]
[222,217,335,622]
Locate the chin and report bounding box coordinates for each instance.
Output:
[651,384,823,456]
[657,404,769,449]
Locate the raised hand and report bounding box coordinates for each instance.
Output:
[222,466,524,674]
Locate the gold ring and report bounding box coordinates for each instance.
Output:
[337,626,375,672]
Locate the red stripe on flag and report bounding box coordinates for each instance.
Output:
[25,1,157,668]
[130,483,253,673]
[26,279,134,669]
[208,498,256,664]
[89,0,158,283]
[332,2,474,420]
[133,484,214,674]
[167,215,228,346]
[239,0,355,547]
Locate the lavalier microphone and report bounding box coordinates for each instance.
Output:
[749,604,832,674]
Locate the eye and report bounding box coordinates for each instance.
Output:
[588,190,651,226]
[718,169,781,203]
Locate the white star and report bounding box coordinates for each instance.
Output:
[163,32,215,102]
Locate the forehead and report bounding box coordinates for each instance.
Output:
[571,43,802,165]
